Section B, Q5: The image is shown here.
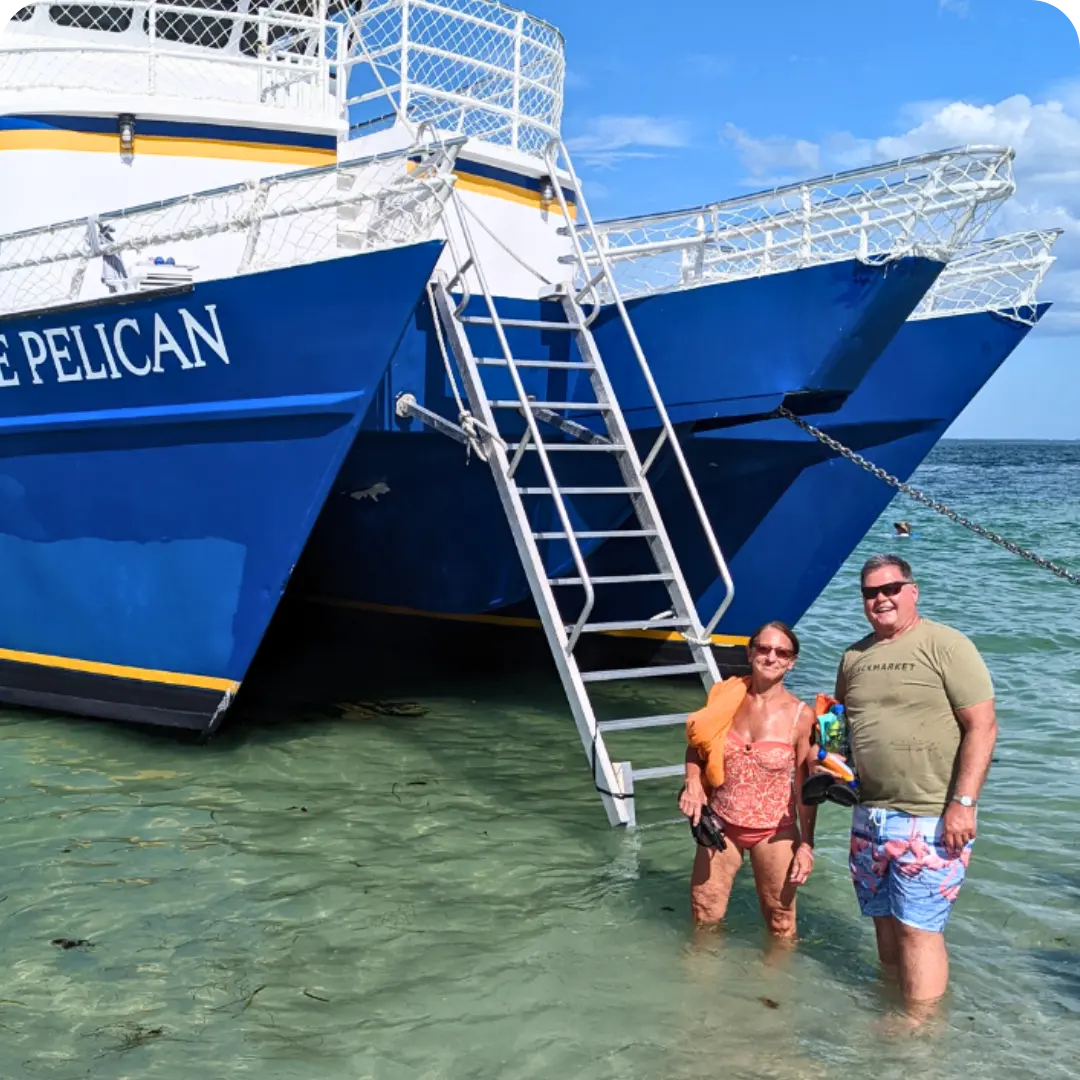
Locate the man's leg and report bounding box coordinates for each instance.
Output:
[892,921,949,1004]
[873,915,899,968]
[886,813,972,1007]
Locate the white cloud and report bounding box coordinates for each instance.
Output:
[720,123,820,186]
[722,86,1080,330]
[565,114,692,169]
[938,0,971,16]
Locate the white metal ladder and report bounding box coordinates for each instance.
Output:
[427,138,736,827]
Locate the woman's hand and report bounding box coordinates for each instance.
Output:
[789,843,814,886]
[678,778,707,825]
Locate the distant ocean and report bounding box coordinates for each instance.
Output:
[0,440,1077,1078]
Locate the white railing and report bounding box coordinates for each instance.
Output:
[911,229,1061,326]
[0,0,345,115]
[0,0,566,157]
[568,146,1017,302]
[345,0,564,158]
[0,136,462,318]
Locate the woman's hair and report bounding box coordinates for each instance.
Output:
[748,620,800,657]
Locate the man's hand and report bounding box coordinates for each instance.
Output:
[942,801,977,855]
[789,844,814,886]
[808,751,846,779]
[679,779,706,826]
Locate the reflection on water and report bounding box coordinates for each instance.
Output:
[1,442,1079,1078]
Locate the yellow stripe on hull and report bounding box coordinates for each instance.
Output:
[0,645,239,693]
[302,594,749,647]
[0,128,335,166]
[453,170,578,217]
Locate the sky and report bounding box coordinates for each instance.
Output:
[522,0,1080,438]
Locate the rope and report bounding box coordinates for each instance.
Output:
[424,280,506,463]
[459,199,553,286]
[778,406,1080,586]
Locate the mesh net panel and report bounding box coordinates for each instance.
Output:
[3,0,566,158]
[347,0,564,157]
[2,0,335,111]
[910,229,1061,325]
[0,139,461,317]
[576,147,1017,302]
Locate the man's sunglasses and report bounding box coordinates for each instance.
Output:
[861,580,912,601]
[750,643,795,661]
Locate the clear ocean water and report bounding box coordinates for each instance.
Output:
[2,440,1078,1079]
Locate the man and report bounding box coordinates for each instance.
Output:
[834,554,997,1009]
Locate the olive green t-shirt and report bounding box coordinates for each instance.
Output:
[835,619,994,816]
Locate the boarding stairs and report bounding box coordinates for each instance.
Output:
[424,139,736,827]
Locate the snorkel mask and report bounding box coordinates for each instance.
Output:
[689,804,728,850]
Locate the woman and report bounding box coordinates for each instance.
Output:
[679,621,817,937]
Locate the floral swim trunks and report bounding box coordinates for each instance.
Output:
[849,805,973,933]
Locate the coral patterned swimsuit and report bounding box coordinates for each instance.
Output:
[709,732,796,834]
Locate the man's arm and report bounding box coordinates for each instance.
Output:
[942,698,997,853]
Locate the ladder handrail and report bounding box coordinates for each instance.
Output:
[542,137,735,638]
[442,187,600,650]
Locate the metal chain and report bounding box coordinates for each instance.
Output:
[777,407,1080,587]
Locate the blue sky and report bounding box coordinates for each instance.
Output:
[525,0,1080,438]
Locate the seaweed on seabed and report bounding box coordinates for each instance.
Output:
[91,1022,166,1055]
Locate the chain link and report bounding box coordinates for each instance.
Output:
[778,406,1080,587]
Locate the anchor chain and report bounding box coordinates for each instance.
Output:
[778,406,1080,587]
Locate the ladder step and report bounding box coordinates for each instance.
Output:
[460,316,581,331]
[476,358,595,370]
[506,442,624,452]
[490,400,613,411]
[580,662,708,683]
[550,573,673,586]
[533,529,657,539]
[630,764,686,782]
[598,713,689,733]
[518,486,640,495]
[581,618,690,633]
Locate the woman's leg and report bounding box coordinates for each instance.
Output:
[747,824,800,938]
[690,840,743,924]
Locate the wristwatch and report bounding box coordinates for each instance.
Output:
[951,794,976,808]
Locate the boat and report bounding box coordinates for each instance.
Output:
[565,228,1059,671]
[0,134,458,730]
[682,228,1062,651]
[0,0,1038,823]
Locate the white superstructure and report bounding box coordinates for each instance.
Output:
[0,0,577,295]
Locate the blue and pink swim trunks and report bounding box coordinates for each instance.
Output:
[849,805,973,933]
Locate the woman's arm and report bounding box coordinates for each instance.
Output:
[678,745,707,825]
[790,702,817,885]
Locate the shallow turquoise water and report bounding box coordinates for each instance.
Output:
[2,441,1079,1078]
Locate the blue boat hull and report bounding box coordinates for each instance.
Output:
[0,241,443,729]
[684,305,1048,642]
[296,256,941,617]
[579,305,1045,663]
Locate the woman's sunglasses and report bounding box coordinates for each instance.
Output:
[861,580,912,601]
[750,643,795,661]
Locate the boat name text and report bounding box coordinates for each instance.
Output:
[0,305,229,388]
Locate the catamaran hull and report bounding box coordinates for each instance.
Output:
[0,241,443,730]
[580,304,1047,669]
[686,305,1049,647]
